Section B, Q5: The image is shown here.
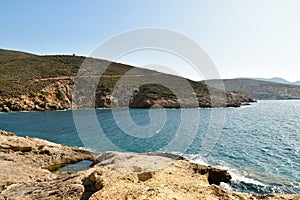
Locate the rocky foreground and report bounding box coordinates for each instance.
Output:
[0,130,299,200]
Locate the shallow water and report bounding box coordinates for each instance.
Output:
[0,100,299,194]
[58,160,93,172]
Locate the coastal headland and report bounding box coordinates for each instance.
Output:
[0,49,255,112]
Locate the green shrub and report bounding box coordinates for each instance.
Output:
[30,92,37,97]
[56,88,65,100]
[41,91,49,96]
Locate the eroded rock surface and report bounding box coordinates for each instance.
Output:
[0,129,95,199]
[0,130,299,200]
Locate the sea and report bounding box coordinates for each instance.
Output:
[0,100,299,194]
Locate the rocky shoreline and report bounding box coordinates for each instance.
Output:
[0,78,255,112]
[0,130,298,199]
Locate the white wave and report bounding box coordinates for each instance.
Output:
[229,169,266,186]
[190,158,210,166]
[220,182,232,191]
[240,103,256,108]
[183,154,210,166]
[56,109,70,112]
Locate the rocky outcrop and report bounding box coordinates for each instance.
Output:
[0,130,299,199]
[226,91,256,107]
[0,130,96,195]
[190,162,232,185]
[127,84,255,109]
[0,79,73,112]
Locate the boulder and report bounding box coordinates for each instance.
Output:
[137,171,154,182]
[83,170,104,191]
[2,106,10,112]
[190,162,232,185]
[207,168,232,185]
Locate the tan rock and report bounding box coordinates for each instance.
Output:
[0,130,299,200]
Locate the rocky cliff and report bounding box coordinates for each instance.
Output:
[0,130,299,200]
[0,79,72,112]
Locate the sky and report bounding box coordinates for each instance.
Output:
[1,0,300,81]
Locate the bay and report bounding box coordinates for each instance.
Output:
[0,100,299,194]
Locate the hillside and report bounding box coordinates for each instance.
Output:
[0,49,255,112]
[204,78,300,100]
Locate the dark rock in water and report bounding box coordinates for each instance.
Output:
[190,163,232,185]
[226,103,241,108]
[207,168,232,185]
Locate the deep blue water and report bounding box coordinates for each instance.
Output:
[0,100,299,194]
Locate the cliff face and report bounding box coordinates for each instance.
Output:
[0,130,298,200]
[0,79,73,112]
[0,79,255,111]
[0,49,255,112]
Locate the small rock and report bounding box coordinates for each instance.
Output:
[10,145,32,152]
[45,103,58,110]
[137,171,154,182]
[3,106,10,112]
[84,170,104,191]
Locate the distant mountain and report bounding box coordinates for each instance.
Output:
[253,77,300,86]
[204,78,300,100]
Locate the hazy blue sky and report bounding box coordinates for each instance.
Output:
[1,0,300,81]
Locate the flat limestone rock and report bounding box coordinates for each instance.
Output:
[93,151,175,173]
[1,130,299,200]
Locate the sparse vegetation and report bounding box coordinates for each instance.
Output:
[139,84,177,100]
[0,49,254,110]
[41,91,49,96]
[55,88,64,100]
[30,92,37,97]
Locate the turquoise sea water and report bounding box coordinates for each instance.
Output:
[0,100,299,194]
